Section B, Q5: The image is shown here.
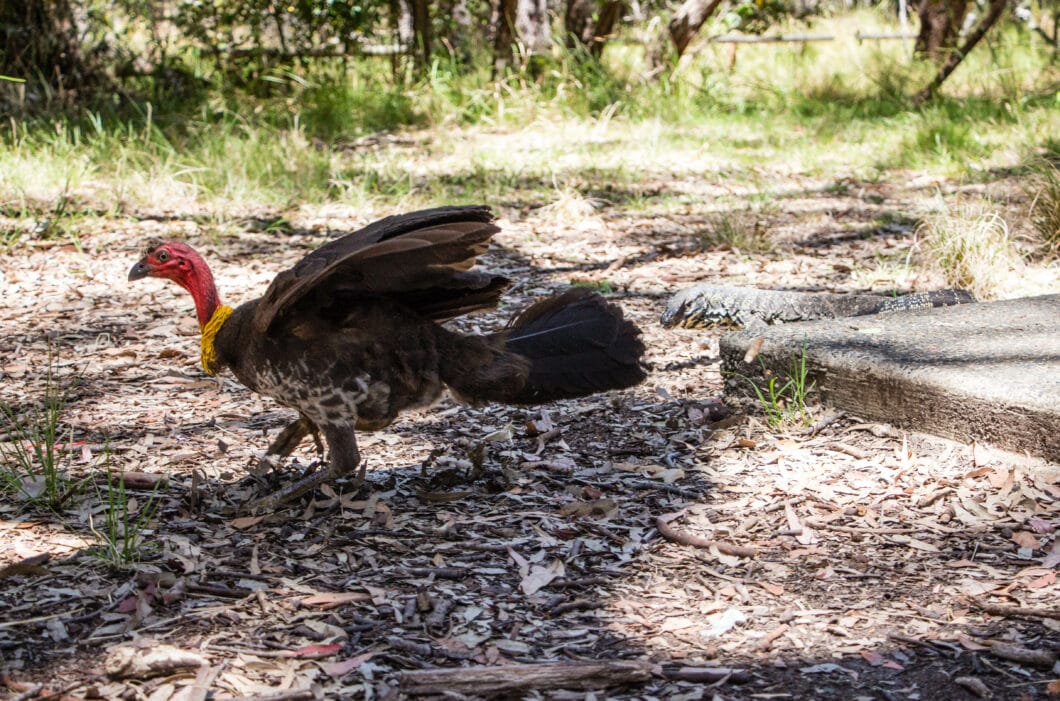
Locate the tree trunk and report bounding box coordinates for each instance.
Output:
[669,0,725,57]
[493,0,552,75]
[437,0,473,62]
[565,0,596,48]
[565,0,624,56]
[516,0,552,55]
[913,0,970,60]
[591,0,623,56]
[913,0,1009,104]
[390,0,414,77]
[391,0,415,47]
[493,0,519,75]
[411,0,431,68]
[0,0,102,109]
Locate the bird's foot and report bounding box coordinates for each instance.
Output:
[250,416,319,480]
[249,453,285,481]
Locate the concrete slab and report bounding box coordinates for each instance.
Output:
[719,294,1060,461]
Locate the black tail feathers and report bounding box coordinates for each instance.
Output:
[502,288,646,403]
[439,288,646,405]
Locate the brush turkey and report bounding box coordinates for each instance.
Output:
[128,206,646,510]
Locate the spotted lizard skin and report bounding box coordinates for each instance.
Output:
[661,284,977,329]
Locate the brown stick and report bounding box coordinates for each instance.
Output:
[655,515,758,558]
[802,519,912,535]
[969,598,1060,621]
[754,624,789,652]
[237,691,317,701]
[661,665,749,683]
[398,661,654,695]
[989,642,1057,669]
[10,684,43,701]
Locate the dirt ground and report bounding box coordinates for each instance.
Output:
[1,172,1058,700]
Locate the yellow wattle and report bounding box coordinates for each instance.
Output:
[200,305,234,376]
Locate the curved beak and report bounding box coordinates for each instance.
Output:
[128,259,154,281]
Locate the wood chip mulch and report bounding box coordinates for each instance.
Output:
[1,185,1058,700]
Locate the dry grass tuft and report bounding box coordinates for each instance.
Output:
[701,207,775,253]
[531,187,609,233]
[917,200,1024,299]
[1025,159,1060,257]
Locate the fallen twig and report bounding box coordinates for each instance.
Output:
[989,641,1057,669]
[661,665,749,683]
[398,661,654,695]
[969,598,1060,622]
[0,609,85,630]
[549,598,600,616]
[764,496,806,513]
[655,515,757,558]
[237,690,317,701]
[801,519,912,535]
[888,633,960,657]
[754,624,789,652]
[10,684,43,701]
[825,442,869,459]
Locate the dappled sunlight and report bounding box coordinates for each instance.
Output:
[2,6,1059,691]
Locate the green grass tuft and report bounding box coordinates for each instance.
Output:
[734,344,815,429]
[88,464,163,569]
[0,352,79,509]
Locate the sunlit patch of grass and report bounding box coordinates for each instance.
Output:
[0,11,1057,214]
[917,199,1024,299]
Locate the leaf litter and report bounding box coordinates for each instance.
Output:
[0,181,1058,700]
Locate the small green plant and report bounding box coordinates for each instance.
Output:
[34,187,73,240]
[570,278,614,294]
[0,354,77,508]
[88,465,163,569]
[735,344,815,428]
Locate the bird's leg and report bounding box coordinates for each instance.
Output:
[245,426,364,512]
[252,414,317,477]
[321,426,366,489]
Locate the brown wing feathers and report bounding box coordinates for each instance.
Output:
[253,206,502,333]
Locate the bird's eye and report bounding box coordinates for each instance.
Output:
[156,250,169,262]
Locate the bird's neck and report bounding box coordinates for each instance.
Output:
[178,259,222,328]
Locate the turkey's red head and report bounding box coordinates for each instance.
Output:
[128,241,203,284]
[129,241,221,326]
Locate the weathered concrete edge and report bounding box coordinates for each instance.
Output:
[720,333,1060,462]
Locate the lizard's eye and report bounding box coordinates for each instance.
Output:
[156,250,169,262]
